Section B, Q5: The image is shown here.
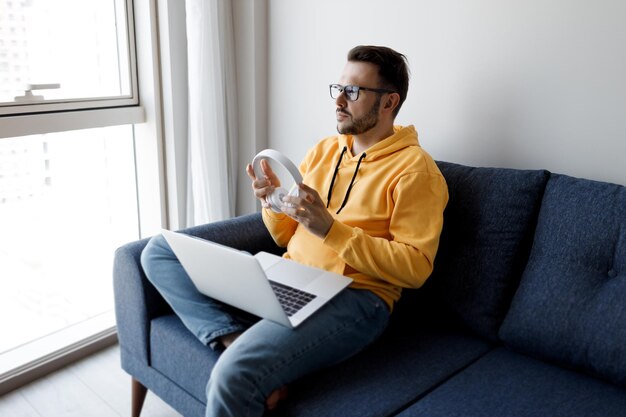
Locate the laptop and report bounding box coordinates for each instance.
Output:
[161,229,353,328]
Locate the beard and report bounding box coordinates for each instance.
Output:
[336,95,382,135]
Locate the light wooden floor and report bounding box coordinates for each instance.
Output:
[0,344,182,417]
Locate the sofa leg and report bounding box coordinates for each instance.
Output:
[131,377,148,417]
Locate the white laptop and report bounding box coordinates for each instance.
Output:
[161,229,352,328]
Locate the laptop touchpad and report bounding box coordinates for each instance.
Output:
[265,260,324,288]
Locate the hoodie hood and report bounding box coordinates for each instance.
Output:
[336,125,420,162]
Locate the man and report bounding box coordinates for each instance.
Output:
[141,45,448,416]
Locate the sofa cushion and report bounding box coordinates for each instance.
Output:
[150,313,491,417]
[396,348,626,417]
[499,174,626,386]
[425,162,549,341]
[280,323,492,417]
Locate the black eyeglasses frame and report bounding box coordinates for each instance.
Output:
[329,84,396,102]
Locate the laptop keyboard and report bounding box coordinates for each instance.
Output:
[269,281,317,317]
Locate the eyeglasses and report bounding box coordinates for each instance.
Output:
[329,84,395,102]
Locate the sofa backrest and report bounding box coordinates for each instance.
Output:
[404,161,550,341]
[499,173,626,387]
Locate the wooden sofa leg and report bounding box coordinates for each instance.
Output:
[132,378,148,417]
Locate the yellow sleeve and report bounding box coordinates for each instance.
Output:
[323,171,448,288]
[261,152,312,247]
[262,209,297,248]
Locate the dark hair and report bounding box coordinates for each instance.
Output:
[347,45,410,116]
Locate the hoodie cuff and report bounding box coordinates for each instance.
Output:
[262,208,288,223]
[323,220,354,253]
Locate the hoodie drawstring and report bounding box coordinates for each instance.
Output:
[326,146,366,214]
[326,146,347,209]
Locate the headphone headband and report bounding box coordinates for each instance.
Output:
[252,149,303,185]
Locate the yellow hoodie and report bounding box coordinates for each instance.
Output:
[262,125,448,310]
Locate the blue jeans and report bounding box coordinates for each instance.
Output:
[141,234,390,417]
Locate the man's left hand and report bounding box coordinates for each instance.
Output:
[281,183,334,239]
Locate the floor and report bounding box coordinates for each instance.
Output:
[0,344,182,417]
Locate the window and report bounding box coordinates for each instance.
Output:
[0,127,139,368]
[0,0,159,389]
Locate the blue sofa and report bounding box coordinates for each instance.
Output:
[113,161,626,417]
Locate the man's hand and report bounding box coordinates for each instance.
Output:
[246,159,281,209]
[281,183,334,239]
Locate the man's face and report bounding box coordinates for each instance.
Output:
[335,61,383,135]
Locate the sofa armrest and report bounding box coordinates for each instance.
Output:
[114,237,159,365]
[113,212,282,365]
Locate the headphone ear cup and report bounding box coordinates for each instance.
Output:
[266,186,289,213]
[287,184,300,198]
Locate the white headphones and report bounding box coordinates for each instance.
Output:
[252,149,303,213]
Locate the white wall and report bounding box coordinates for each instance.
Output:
[267,0,626,188]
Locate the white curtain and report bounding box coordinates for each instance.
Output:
[185,0,238,225]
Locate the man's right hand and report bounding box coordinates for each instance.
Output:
[246,159,281,209]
